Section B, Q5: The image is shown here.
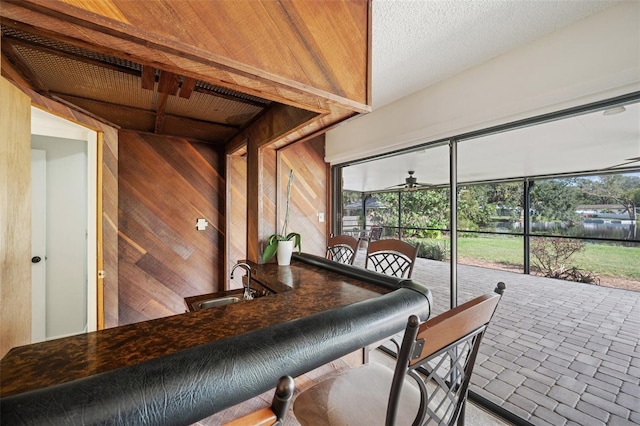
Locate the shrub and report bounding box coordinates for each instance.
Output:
[406,238,449,262]
[530,237,599,284]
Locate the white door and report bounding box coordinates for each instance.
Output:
[31,149,47,343]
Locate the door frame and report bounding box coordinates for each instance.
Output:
[30,148,47,342]
[31,107,99,334]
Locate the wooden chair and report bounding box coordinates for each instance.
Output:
[357,225,383,248]
[225,376,294,426]
[365,239,419,278]
[293,283,506,426]
[326,234,359,265]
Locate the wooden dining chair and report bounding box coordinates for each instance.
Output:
[326,234,359,265]
[365,238,419,278]
[293,283,506,426]
[224,376,294,426]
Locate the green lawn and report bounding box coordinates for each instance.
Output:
[425,236,640,279]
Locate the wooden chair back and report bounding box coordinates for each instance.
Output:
[326,234,359,265]
[369,226,383,241]
[386,283,506,426]
[365,239,419,278]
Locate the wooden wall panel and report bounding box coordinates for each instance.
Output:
[0,77,32,358]
[118,131,224,325]
[19,88,120,329]
[280,136,328,258]
[101,128,118,328]
[227,155,247,290]
[260,148,278,259]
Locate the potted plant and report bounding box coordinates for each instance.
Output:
[261,169,301,265]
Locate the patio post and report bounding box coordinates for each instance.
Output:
[524,179,533,274]
[398,191,402,239]
[449,139,458,309]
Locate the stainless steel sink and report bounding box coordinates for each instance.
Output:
[197,296,241,309]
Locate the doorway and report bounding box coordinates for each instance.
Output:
[30,107,98,340]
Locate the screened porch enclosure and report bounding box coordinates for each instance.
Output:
[336,95,640,292]
[332,94,640,424]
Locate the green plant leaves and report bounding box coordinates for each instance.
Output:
[261,233,302,263]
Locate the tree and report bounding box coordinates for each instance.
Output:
[485,182,523,220]
[577,175,640,221]
[458,185,492,230]
[530,178,581,222]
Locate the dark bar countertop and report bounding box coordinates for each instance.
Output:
[1,255,396,398]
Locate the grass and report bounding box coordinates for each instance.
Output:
[424,235,640,279]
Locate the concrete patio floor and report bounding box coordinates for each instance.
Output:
[353,249,640,425]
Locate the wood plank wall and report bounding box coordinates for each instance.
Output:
[118,131,224,325]
[0,77,32,358]
[279,135,328,258]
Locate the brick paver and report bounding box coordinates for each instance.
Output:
[355,250,640,426]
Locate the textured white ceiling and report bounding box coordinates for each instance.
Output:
[372,0,622,109]
[341,0,637,193]
[342,102,640,192]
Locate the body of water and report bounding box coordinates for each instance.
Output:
[494,220,639,241]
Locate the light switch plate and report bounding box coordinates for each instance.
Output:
[318,212,325,222]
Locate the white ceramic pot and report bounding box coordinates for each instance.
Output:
[277,240,295,266]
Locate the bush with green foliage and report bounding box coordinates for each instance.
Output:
[406,238,449,262]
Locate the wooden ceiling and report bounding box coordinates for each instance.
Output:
[1,25,273,145]
[1,0,371,150]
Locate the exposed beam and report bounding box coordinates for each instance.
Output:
[157,70,180,96]
[1,51,35,90]
[236,103,318,263]
[179,77,196,99]
[226,104,318,154]
[53,92,241,129]
[155,92,169,134]
[141,65,156,90]
[50,94,121,129]
[0,39,49,95]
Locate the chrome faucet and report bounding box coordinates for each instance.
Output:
[230,262,253,300]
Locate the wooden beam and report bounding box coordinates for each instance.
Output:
[141,65,156,90]
[238,104,318,263]
[50,95,121,129]
[0,40,49,95]
[226,104,318,154]
[157,70,180,96]
[245,140,260,263]
[179,76,196,99]
[1,51,35,91]
[155,92,169,133]
[52,92,240,129]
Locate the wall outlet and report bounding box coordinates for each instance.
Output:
[196,218,209,231]
[318,212,325,222]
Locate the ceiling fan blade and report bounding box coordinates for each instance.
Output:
[384,183,407,190]
[603,156,640,170]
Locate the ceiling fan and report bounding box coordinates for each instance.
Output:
[385,171,432,191]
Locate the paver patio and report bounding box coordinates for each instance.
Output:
[356,250,640,426]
